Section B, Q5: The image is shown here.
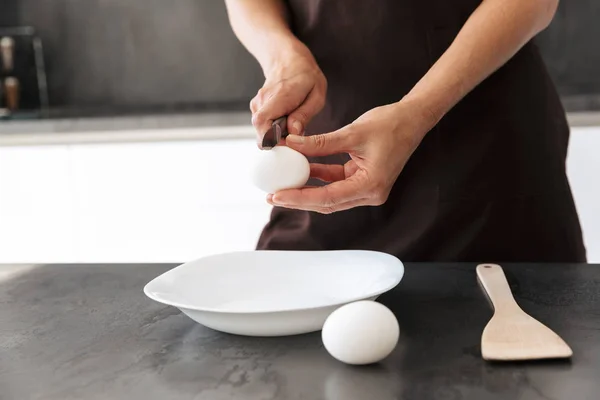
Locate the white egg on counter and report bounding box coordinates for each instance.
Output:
[252,145,310,193]
[322,300,399,365]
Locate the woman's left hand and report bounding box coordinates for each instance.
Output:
[268,99,438,214]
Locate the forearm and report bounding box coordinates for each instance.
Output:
[224,0,311,76]
[404,0,559,127]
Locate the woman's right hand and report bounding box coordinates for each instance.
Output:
[251,47,327,142]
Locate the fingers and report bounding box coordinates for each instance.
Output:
[287,87,326,135]
[251,71,327,141]
[268,196,370,214]
[343,161,360,178]
[313,199,369,214]
[285,125,356,157]
[310,160,359,183]
[252,91,306,136]
[272,172,366,208]
[310,164,346,182]
[249,95,259,114]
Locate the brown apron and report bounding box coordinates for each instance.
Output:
[256,0,587,263]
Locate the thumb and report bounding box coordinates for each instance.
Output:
[286,126,355,157]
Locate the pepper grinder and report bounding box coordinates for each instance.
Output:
[4,77,20,111]
[0,36,15,72]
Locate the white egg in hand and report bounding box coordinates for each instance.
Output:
[322,301,399,365]
[252,146,310,193]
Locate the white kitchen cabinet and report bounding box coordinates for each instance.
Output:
[0,127,598,263]
[0,145,77,262]
[566,127,600,262]
[67,139,272,262]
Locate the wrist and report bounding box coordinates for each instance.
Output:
[262,36,319,79]
[396,95,442,138]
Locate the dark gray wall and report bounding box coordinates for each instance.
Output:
[6,0,600,112]
[0,0,19,26]
[17,0,263,110]
[537,0,600,97]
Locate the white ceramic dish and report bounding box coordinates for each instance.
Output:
[143,250,404,337]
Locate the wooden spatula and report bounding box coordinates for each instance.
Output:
[476,263,572,361]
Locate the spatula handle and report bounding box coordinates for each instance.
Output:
[476,264,520,313]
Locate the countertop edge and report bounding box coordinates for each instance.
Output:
[0,111,598,147]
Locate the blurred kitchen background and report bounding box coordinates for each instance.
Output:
[0,1,599,263]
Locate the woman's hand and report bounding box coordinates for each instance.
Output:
[251,47,327,142]
[268,99,438,213]
[224,0,326,140]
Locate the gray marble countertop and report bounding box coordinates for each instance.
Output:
[1,262,599,400]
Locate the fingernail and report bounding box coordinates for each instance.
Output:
[286,134,303,144]
[268,193,283,205]
[292,121,303,135]
[271,194,283,204]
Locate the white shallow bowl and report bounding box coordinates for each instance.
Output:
[144,250,404,337]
